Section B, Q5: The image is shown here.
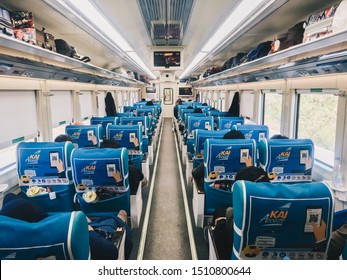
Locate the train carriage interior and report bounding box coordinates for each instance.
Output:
[0,0,347,262]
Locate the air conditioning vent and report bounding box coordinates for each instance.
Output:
[160,72,175,82]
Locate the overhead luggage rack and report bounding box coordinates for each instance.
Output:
[0,34,145,87]
[192,30,347,87]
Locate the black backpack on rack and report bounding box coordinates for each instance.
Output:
[55,39,91,63]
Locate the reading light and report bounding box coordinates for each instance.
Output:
[180,0,287,79]
[50,0,156,80]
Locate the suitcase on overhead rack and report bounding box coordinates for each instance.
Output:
[303,3,339,43]
[36,27,56,52]
[0,6,14,37]
[10,11,36,45]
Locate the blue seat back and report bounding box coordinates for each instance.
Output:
[203,138,256,214]
[65,125,103,148]
[106,124,143,153]
[0,211,89,260]
[207,111,229,117]
[90,117,116,137]
[187,116,213,134]
[180,109,195,122]
[232,124,269,142]
[232,181,334,260]
[218,116,244,130]
[137,108,155,118]
[117,112,134,117]
[196,105,212,113]
[194,129,229,157]
[258,138,314,183]
[71,147,130,214]
[119,116,149,137]
[123,106,137,115]
[16,141,76,211]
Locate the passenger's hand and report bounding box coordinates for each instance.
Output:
[304,156,312,170]
[56,159,64,173]
[312,220,326,242]
[112,170,121,182]
[91,135,97,145]
[245,156,253,167]
[133,137,139,147]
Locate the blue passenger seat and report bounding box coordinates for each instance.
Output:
[65,124,103,147]
[203,138,256,215]
[0,211,90,260]
[232,180,334,260]
[16,141,76,212]
[258,138,314,183]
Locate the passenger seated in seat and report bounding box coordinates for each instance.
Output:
[100,139,147,194]
[211,166,347,260]
[191,130,249,188]
[203,166,270,259]
[0,193,127,260]
[173,98,183,120]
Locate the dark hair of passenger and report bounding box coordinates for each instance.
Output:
[235,166,270,183]
[186,106,194,109]
[54,134,73,142]
[223,130,245,139]
[201,102,208,106]
[146,100,154,106]
[193,107,203,113]
[141,98,146,101]
[270,134,289,139]
[100,138,121,149]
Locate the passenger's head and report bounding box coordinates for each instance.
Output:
[186,106,194,109]
[100,138,121,149]
[223,130,245,139]
[201,102,208,106]
[146,100,154,106]
[193,107,203,113]
[235,166,270,182]
[141,98,146,101]
[270,134,289,139]
[54,134,73,142]
[176,98,182,105]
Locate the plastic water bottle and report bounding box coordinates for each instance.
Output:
[332,157,343,188]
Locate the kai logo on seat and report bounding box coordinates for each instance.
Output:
[260,203,291,225]
[245,130,254,139]
[216,147,232,160]
[72,130,81,138]
[113,131,124,141]
[82,161,97,174]
[193,121,201,127]
[25,150,41,164]
[276,147,292,162]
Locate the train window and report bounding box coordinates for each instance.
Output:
[0,90,38,173]
[96,91,106,116]
[240,90,254,122]
[295,89,338,167]
[262,90,283,137]
[79,90,94,124]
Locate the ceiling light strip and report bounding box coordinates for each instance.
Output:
[180,0,285,79]
[54,0,156,79]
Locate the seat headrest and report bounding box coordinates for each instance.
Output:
[17,141,74,186]
[65,125,103,148]
[232,180,334,260]
[258,138,314,183]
